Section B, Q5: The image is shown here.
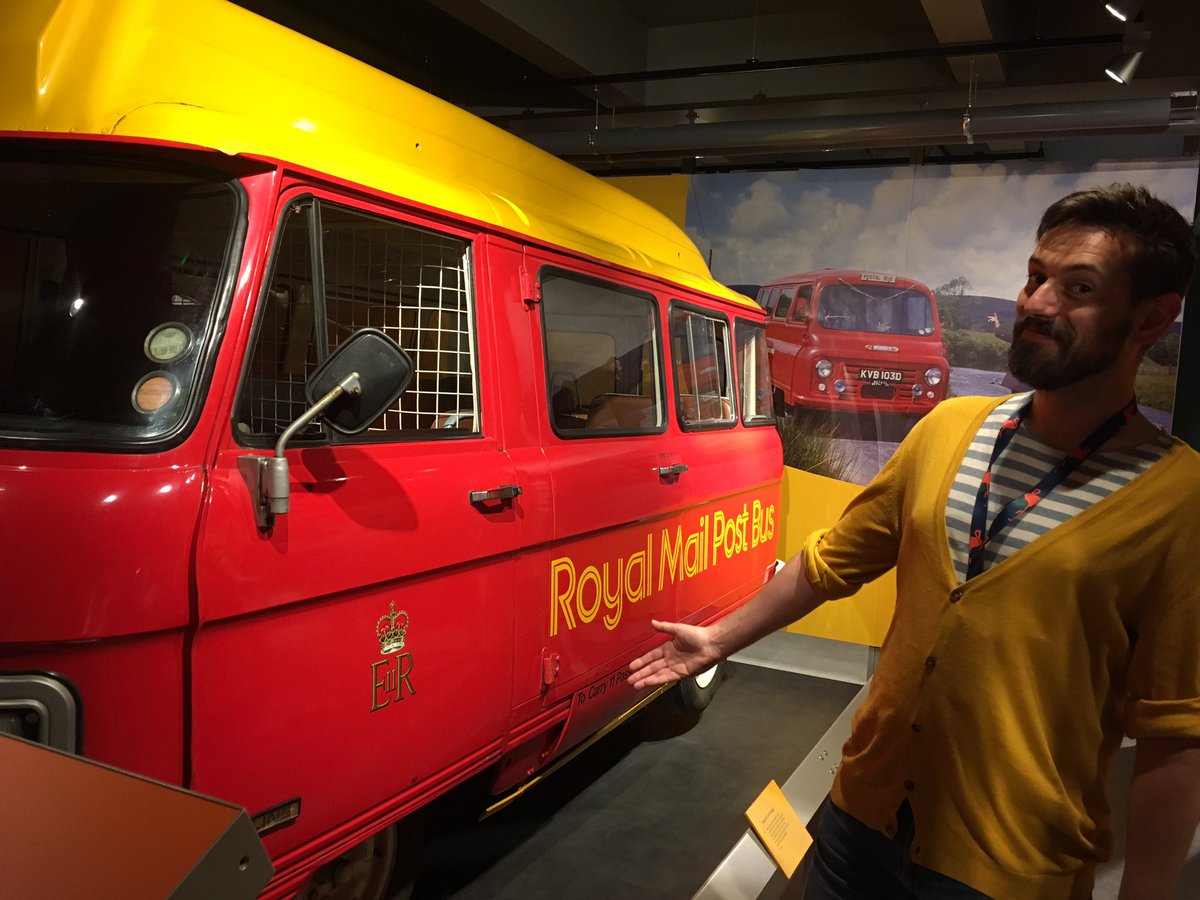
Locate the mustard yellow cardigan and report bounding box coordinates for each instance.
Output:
[804,395,1200,899]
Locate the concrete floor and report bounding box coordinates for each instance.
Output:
[410,663,859,900]
[406,638,1200,900]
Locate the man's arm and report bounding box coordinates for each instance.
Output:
[1119,736,1200,900]
[627,549,827,689]
[626,397,925,691]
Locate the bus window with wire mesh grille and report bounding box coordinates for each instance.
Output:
[237,201,319,440]
[236,200,477,441]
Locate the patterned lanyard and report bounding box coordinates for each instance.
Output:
[965,394,1138,580]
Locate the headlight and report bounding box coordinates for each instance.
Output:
[815,359,833,378]
[924,367,943,386]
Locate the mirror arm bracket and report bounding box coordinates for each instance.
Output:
[239,372,362,531]
[273,372,361,457]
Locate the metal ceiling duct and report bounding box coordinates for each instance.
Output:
[522,97,1181,161]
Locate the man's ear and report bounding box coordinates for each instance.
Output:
[1132,292,1183,348]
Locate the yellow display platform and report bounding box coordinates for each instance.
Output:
[778,466,895,647]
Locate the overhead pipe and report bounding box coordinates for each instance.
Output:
[533,35,1123,88]
[524,97,1178,160]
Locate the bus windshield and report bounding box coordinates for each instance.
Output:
[814,282,936,336]
[0,152,240,445]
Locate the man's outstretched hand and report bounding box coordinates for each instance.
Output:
[627,552,823,691]
[627,619,722,690]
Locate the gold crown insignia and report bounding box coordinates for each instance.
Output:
[376,601,410,654]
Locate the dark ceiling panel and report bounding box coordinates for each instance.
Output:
[230,0,585,108]
[229,0,1199,174]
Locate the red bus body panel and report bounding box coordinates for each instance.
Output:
[0,138,781,897]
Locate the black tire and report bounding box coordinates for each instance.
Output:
[772,388,788,419]
[670,662,723,713]
[385,812,424,900]
[300,821,401,900]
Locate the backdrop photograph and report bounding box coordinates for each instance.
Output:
[686,160,1198,483]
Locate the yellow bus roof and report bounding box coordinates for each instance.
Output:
[0,0,753,308]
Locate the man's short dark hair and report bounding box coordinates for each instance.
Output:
[1037,183,1196,300]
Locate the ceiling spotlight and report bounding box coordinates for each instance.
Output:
[1104,2,1141,22]
[1104,50,1143,84]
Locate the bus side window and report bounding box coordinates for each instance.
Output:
[540,270,663,436]
[773,286,795,319]
[237,202,320,440]
[235,199,478,442]
[735,318,774,425]
[670,305,735,428]
[790,284,813,321]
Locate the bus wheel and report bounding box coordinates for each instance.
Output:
[772,389,788,418]
[671,662,723,713]
[298,815,420,900]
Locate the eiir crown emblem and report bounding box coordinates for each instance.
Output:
[376,601,410,654]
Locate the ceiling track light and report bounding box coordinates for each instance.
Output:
[1102,10,1149,85]
[1105,49,1143,84]
[1104,2,1142,23]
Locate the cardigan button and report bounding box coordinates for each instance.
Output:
[904,779,915,791]
[924,655,937,671]
[949,588,964,603]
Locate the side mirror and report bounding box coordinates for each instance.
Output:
[240,328,414,529]
[305,328,414,434]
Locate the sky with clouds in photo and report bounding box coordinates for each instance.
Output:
[686,159,1198,303]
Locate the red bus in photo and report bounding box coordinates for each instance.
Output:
[760,269,949,431]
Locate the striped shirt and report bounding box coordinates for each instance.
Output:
[946,392,1172,583]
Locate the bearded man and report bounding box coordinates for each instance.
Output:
[630,184,1200,899]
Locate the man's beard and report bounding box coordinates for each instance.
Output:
[1007,314,1129,389]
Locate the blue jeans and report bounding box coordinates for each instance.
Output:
[802,796,990,899]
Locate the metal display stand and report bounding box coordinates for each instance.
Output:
[0,733,273,899]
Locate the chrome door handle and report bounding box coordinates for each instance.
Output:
[469,484,522,504]
[656,464,688,477]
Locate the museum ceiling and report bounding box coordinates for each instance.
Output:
[233,0,1199,175]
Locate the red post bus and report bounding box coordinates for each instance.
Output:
[761,269,949,433]
[0,2,781,897]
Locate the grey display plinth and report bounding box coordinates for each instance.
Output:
[0,733,273,899]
